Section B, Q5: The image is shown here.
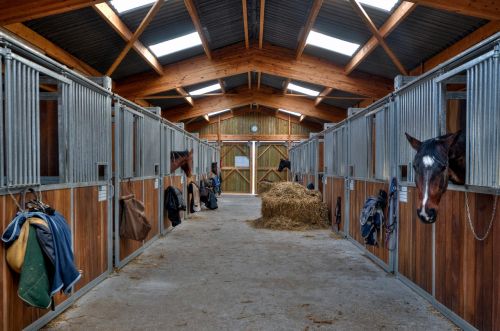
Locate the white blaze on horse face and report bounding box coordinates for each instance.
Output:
[419,171,431,220]
[422,155,435,167]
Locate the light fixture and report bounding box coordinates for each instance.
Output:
[110,0,156,13]
[358,0,398,12]
[287,83,320,97]
[189,83,222,96]
[207,109,230,117]
[306,31,360,57]
[279,109,302,117]
[149,32,202,58]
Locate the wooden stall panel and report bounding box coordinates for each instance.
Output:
[144,179,160,241]
[435,190,500,330]
[221,144,251,193]
[326,177,346,233]
[73,186,108,291]
[119,180,144,260]
[397,187,433,294]
[1,189,71,331]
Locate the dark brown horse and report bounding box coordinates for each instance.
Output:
[277,159,291,172]
[171,150,193,177]
[405,131,465,223]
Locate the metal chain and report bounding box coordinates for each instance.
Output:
[465,191,498,241]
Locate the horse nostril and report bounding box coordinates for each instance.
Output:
[428,208,437,220]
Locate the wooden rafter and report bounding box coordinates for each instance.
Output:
[115,43,393,99]
[175,87,194,106]
[410,20,500,75]
[0,0,106,25]
[315,87,334,106]
[350,0,408,76]
[3,23,101,76]
[296,0,323,59]
[218,79,226,93]
[162,86,346,122]
[257,72,262,90]
[184,0,212,59]
[345,1,417,75]
[93,3,163,75]
[259,0,265,49]
[186,107,322,133]
[106,0,163,76]
[407,0,500,21]
[248,72,252,89]
[242,0,250,49]
[282,78,291,95]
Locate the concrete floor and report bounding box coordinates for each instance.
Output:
[46,195,454,331]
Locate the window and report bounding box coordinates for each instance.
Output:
[306,31,360,57]
[149,32,202,58]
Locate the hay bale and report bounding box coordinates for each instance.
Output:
[257,181,274,195]
[251,182,329,230]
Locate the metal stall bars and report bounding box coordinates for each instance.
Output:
[113,97,161,269]
[434,40,500,189]
[0,32,114,331]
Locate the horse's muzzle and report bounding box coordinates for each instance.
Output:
[417,208,437,224]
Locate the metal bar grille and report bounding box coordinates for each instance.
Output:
[396,78,438,182]
[4,55,40,187]
[466,54,500,187]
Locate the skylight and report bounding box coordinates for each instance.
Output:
[306,31,360,57]
[207,109,230,117]
[110,0,156,13]
[188,83,222,96]
[287,83,320,97]
[149,32,202,58]
[279,109,302,117]
[358,0,398,12]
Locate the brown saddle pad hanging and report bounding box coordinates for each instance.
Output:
[120,193,151,241]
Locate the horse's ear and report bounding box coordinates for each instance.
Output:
[440,132,460,150]
[405,133,422,151]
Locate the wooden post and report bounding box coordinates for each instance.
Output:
[217,115,221,144]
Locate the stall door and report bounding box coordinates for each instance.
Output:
[221,143,252,193]
[257,143,288,192]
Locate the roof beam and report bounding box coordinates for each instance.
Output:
[0,0,106,25]
[407,0,500,21]
[175,87,194,106]
[162,86,346,123]
[93,2,163,75]
[282,78,291,95]
[115,43,393,99]
[257,72,262,89]
[259,0,265,48]
[410,20,500,74]
[184,0,212,59]
[345,1,417,75]
[296,0,323,59]
[2,23,101,76]
[315,87,334,106]
[218,79,226,93]
[350,0,408,75]
[242,0,250,48]
[248,72,252,89]
[106,0,163,76]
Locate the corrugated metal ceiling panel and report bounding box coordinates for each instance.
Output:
[195,0,245,50]
[25,7,126,74]
[223,73,248,91]
[263,0,314,50]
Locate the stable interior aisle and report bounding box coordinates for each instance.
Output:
[44,195,453,330]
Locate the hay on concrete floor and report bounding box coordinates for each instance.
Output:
[251,182,329,231]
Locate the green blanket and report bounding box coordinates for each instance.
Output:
[18,225,51,309]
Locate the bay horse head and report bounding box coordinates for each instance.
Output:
[405,131,464,224]
[278,159,291,172]
[171,150,193,177]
